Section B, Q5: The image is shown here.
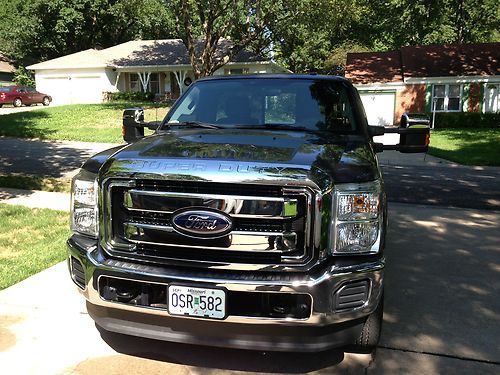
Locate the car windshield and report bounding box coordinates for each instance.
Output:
[164,78,359,132]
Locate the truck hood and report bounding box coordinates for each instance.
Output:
[97,128,380,192]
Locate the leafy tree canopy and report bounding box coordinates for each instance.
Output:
[0,0,498,74]
[0,0,176,63]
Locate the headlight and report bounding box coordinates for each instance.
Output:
[71,170,98,237]
[331,181,382,254]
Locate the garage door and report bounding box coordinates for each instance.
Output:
[39,77,72,105]
[39,76,102,105]
[359,92,396,126]
[71,76,102,103]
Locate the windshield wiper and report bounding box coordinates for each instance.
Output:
[263,123,311,132]
[166,121,221,129]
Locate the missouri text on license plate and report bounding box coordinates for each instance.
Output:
[168,285,226,319]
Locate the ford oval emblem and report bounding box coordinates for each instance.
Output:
[171,209,233,238]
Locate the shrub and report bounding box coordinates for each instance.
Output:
[431,112,500,129]
[13,66,35,87]
[105,91,155,102]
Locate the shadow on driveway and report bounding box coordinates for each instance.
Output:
[97,328,355,374]
[0,137,106,177]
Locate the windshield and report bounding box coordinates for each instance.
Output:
[165,78,359,132]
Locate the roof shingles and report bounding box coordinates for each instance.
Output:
[346,42,500,84]
[27,39,267,70]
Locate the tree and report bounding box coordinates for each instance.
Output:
[169,0,293,78]
[367,0,500,49]
[269,0,372,74]
[0,0,177,63]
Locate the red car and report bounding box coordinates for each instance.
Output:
[0,86,52,107]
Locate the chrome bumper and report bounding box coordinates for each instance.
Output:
[68,236,384,327]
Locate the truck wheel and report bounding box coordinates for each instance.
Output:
[353,293,384,352]
[13,98,23,107]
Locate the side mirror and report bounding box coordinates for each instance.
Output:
[122,108,145,143]
[369,125,430,153]
[399,125,430,153]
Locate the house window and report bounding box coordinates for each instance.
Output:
[130,73,140,92]
[432,84,461,112]
[149,73,160,94]
[224,68,249,75]
[129,73,160,94]
[484,83,499,113]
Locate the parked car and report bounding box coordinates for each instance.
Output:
[0,86,52,107]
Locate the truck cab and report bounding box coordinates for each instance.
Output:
[68,75,428,351]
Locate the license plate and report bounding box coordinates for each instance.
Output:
[168,285,226,320]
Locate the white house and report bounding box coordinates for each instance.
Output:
[27,39,288,105]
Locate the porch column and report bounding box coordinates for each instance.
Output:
[173,70,187,95]
[114,71,121,90]
[138,72,151,92]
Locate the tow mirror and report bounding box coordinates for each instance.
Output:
[122,108,159,143]
[369,125,430,153]
[122,108,145,143]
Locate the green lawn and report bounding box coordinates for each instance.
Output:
[0,174,71,192]
[0,204,70,290]
[428,129,500,166]
[0,102,169,143]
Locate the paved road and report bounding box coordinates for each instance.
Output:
[0,104,49,115]
[382,163,500,210]
[0,137,119,178]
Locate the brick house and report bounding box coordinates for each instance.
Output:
[345,43,500,125]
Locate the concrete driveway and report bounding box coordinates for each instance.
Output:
[0,104,52,115]
[1,203,498,374]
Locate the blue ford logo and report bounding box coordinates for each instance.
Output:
[172,209,233,238]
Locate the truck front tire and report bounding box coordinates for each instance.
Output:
[353,292,384,352]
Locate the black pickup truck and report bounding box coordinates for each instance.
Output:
[67,75,428,351]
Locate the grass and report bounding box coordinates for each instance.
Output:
[0,174,71,192]
[428,128,500,166]
[0,101,170,143]
[0,204,70,290]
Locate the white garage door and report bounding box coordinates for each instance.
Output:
[359,92,396,126]
[39,75,102,105]
[71,76,102,103]
[39,77,71,105]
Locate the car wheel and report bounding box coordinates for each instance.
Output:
[42,97,50,106]
[13,98,23,107]
[352,292,384,352]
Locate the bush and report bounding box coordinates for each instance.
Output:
[105,91,155,102]
[432,112,500,129]
[13,66,35,87]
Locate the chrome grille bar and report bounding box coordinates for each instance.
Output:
[123,190,298,219]
[103,179,316,270]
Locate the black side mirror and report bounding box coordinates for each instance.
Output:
[122,108,145,143]
[369,125,430,153]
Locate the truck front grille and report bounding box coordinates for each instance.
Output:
[102,179,316,270]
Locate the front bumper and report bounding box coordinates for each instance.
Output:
[68,236,384,351]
